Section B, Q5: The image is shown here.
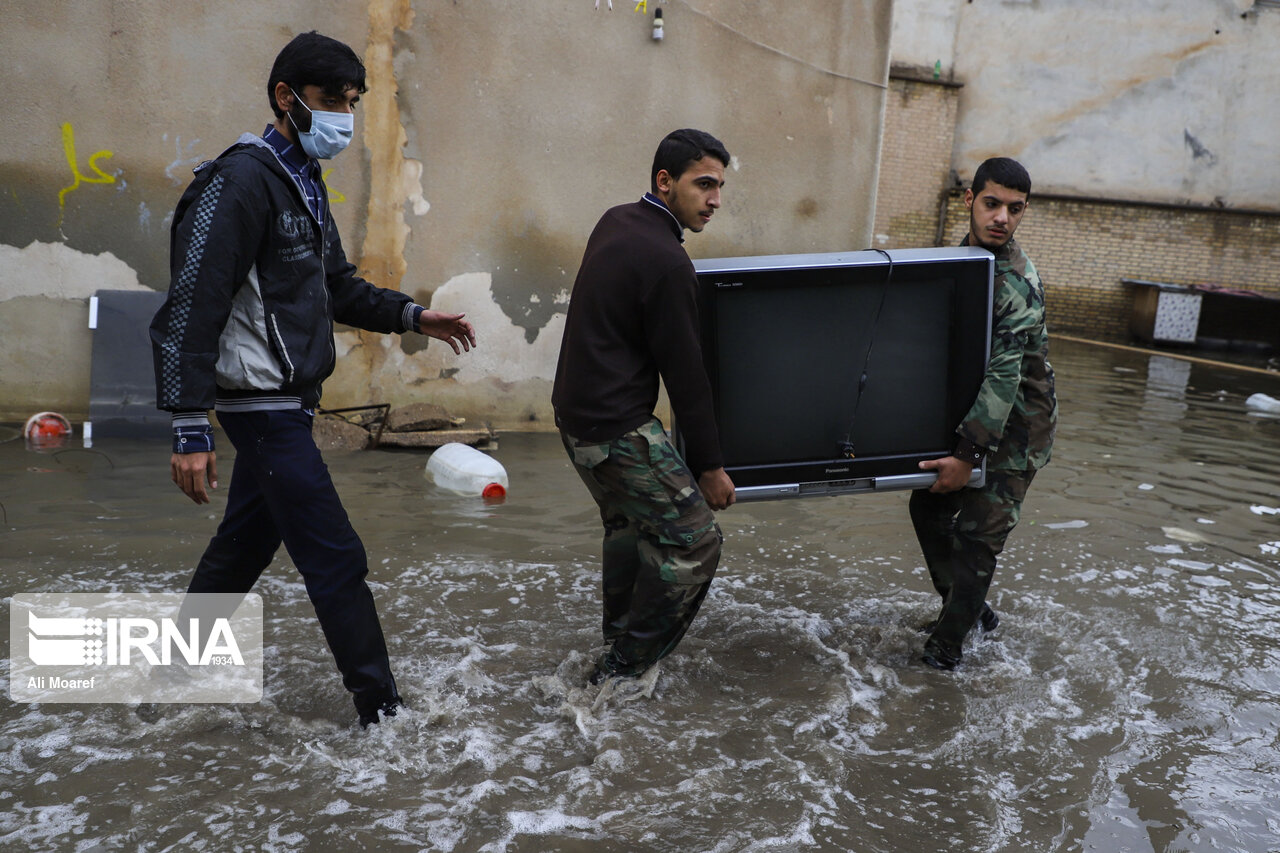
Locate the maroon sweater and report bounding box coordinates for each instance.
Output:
[552,196,724,475]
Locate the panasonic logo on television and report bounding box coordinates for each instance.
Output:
[824,466,851,474]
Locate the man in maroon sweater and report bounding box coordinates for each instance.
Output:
[553,128,736,685]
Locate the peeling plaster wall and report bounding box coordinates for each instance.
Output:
[889,0,1280,208]
[0,0,891,427]
[0,243,149,416]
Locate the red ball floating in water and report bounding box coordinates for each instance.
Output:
[24,412,72,447]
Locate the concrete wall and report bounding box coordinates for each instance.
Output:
[0,0,892,427]
[889,0,1280,209]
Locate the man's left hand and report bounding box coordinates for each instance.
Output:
[418,310,476,354]
[919,455,973,493]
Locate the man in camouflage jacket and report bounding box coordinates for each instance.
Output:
[910,157,1058,671]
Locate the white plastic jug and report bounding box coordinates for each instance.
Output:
[426,442,509,499]
[1245,393,1280,413]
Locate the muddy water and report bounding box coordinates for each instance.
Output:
[2,338,1279,853]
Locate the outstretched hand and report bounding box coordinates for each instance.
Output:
[418,310,476,354]
[919,455,973,493]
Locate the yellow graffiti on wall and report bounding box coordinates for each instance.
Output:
[321,167,346,203]
[58,122,116,226]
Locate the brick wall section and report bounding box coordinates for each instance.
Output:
[872,72,961,250]
[939,194,1280,342]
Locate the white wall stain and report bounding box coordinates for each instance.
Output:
[402,158,430,216]
[0,241,147,301]
[354,271,565,385]
[165,135,204,185]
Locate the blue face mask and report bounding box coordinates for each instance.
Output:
[289,88,354,159]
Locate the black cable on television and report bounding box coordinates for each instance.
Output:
[838,249,894,458]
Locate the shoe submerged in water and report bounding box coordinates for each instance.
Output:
[589,646,646,685]
[918,603,1000,672]
[917,602,1000,634]
[920,643,962,671]
[358,697,405,728]
[920,652,958,671]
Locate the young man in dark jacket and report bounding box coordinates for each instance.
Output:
[149,31,475,726]
[553,129,736,685]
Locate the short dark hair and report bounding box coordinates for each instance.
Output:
[267,31,368,119]
[971,157,1031,197]
[650,129,730,193]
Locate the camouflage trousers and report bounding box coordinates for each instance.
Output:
[909,468,1036,664]
[560,418,723,676]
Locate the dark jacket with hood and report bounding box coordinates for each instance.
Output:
[150,133,417,421]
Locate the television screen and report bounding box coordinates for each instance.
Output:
[682,247,994,501]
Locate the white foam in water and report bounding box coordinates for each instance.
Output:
[320,799,351,815]
[741,814,817,849]
[1147,543,1184,554]
[1188,574,1231,588]
[0,803,88,849]
[1047,678,1084,718]
[504,810,600,836]
[1162,526,1209,543]
[1168,559,1216,572]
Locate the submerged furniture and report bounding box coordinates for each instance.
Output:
[88,289,169,438]
[1126,278,1280,353]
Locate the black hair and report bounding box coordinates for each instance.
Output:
[650,129,730,193]
[267,31,368,119]
[971,157,1031,197]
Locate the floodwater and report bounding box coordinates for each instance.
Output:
[2,338,1280,853]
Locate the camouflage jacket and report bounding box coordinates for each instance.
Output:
[956,235,1057,472]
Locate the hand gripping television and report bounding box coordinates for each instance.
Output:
[678,247,994,501]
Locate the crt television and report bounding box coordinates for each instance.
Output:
[681,246,994,501]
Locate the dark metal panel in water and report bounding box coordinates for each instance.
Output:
[88,289,169,437]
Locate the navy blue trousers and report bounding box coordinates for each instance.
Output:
[186,410,398,717]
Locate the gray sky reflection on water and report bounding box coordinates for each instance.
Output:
[1,338,1279,852]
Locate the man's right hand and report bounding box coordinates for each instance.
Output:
[171,451,218,504]
[698,467,736,511]
[919,454,973,493]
